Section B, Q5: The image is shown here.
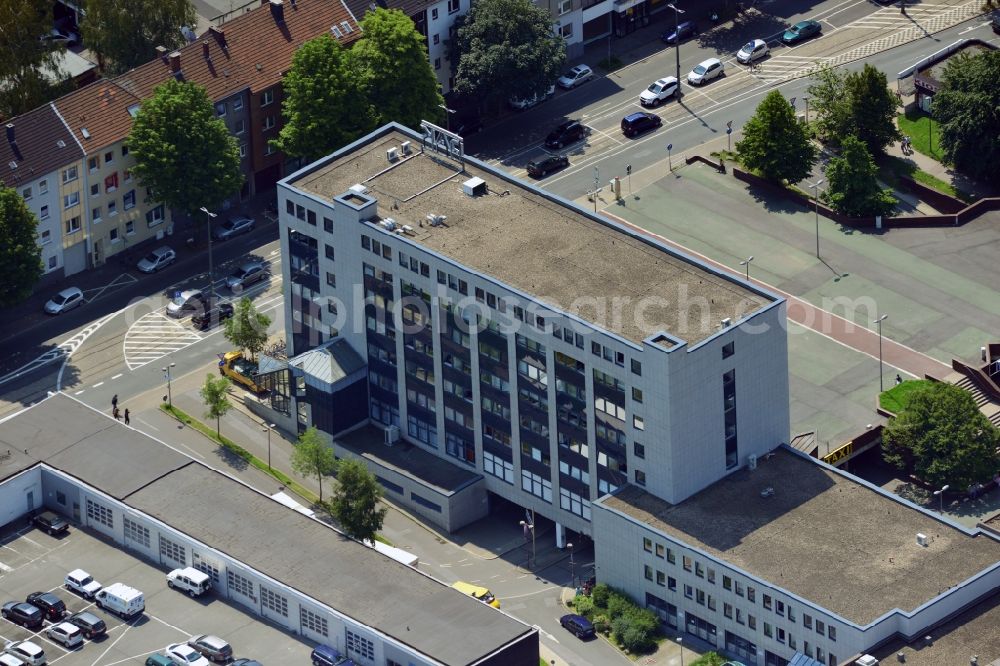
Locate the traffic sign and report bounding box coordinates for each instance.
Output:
[667,143,673,151]
[626,164,632,175]
[726,128,732,135]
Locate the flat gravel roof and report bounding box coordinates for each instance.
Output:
[600,448,1000,625]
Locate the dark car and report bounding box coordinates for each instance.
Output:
[26,591,67,620]
[544,120,586,149]
[560,613,595,639]
[231,661,263,666]
[67,611,107,639]
[189,634,233,662]
[33,510,69,535]
[311,644,354,666]
[191,302,235,330]
[621,111,662,138]
[451,113,483,138]
[526,155,569,178]
[2,601,44,628]
[782,19,821,44]
[661,20,697,43]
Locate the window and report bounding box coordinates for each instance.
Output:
[558,0,572,13]
[722,341,735,358]
[307,209,316,226]
[124,190,136,210]
[126,220,134,235]
[146,205,164,227]
[345,630,374,661]
[86,499,113,528]
[92,207,102,223]
[109,228,119,243]
[124,168,132,183]
[264,143,275,156]
[105,172,118,192]
[62,166,78,183]
[215,102,226,116]
[235,119,246,134]
[263,115,276,130]
[65,216,81,234]
[521,470,552,502]
[39,179,47,194]
[633,415,645,430]
[748,614,756,630]
[40,205,49,219]
[158,536,186,564]
[40,230,51,244]
[431,7,438,19]
[666,547,675,564]
[64,191,80,208]
[90,183,100,197]
[299,607,328,637]
[448,0,459,13]
[632,387,643,403]
[88,156,99,172]
[433,33,440,44]
[262,89,274,106]
[764,622,773,638]
[684,584,693,599]
[763,594,772,610]
[411,493,442,512]
[260,586,288,616]
[828,626,836,641]
[325,244,335,260]
[634,469,646,485]
[644,565,653,581]
[668,576,676,591]
[815,619,825,636]
[631,359,642,375]
[104,150,114,164]
[643,537,653,552]
[56,491,65,505]
[434,58,441,70]
[803,614,812,629]
[747,586,755,602]
[227,570,254,598]
[683,555,692,572]
[21,186,32,200]
[724,603,733,619]
[483,451,514,483]
[656,570,665,586]
[655,543,664,558]
[121,145,129,157]
[107,200,117,216]
[123,517,150,547]
[233,96,244,111]
[560,23,572,38]
[323,217,333,232]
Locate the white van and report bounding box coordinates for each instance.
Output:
[166,567,211,597]
[95,583,145,619]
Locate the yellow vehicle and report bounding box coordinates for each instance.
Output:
[219,351,264,393]
[451,581,500,608]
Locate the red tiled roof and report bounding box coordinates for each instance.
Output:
[52,0,359,152]
[0,104,84,188]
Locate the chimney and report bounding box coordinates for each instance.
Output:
[209,26,226,46]
[169,51,181,73]
[270,0,285,22]
[202,41,210,58]
[5,123,14,144]
[155,46,168,61]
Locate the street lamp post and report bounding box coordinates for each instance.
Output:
[199,207,218,298]
[873,314,888,393]
[934,484,950,512]
[677,637,684,666]
[666,3,685,84]
[162,362,176,407]
[519,513,536,569]
[438,104,456,133]
[740,255,754,282]
[262,422,276,470]
[567,542,575,588]
[809,179,824,258]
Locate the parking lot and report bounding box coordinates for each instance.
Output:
[0,520,313,665]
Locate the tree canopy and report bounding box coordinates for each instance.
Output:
[807,64,900,154]
[449,0,566,106]
[329,458,387,544]
[0,185,44,306]
[224,297,271,362]
[272,35,376,161]
[80,0,196,75]
[735,90,816,183]
[0,0,67,118]
[129,80,242,217]
[824,135,896,217]
[933,50,1000,187]
[199,373,232,436]
[351,8,444,130]
[289,426,337,503]
[882,382,1000,489]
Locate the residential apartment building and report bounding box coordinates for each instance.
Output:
[1,105,85,279]
[276,122,789,544]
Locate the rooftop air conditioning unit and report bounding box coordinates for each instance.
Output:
[349,183,368,196]
[386,147,399,162]
[748,454,757,470]
[401,225,414,234]
[462,176,487,197]
[385,425,400,446]
[426,214,447,226]
[400,141,412,155]
[721,317,732,327]
[854,655,879,666]
[916,533,928,547]
[380,218,397,231]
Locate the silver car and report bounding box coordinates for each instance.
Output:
[213,216,255,241]
[187,634,232,662]
[44,286,84,314]
[137,246,176,273]
[226,261,268,293]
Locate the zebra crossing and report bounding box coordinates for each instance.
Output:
[123,312,204,371]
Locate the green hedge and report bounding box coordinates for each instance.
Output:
[570,583,661,653]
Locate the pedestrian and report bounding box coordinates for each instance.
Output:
[124,408,130,426]
[111,394,118,411]
[895,373,902,385]
[113,406,121,421]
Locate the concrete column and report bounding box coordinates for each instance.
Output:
[555,522,566,549]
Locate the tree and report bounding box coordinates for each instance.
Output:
[351,9,444,130]
[200,373,232,437]
[449,0,566,108]
[289,426,337,503]
[223,297,271,361]
[0,0,67,118]
[824,135,896,217]
[128,80,242,217]
[272,35,376,161]
[328,457,387,543]
[807,64,900,154]
[80,0,196,75]
[883,382,1000,489]
[932,50,1000,187]
[0,186,43,306]
[735,90,816,183]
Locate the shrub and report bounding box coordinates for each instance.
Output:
[606,591,632,619]
[591,583,611,607]
[572,594,594,617]
[592,614,611,633]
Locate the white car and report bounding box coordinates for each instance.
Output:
[64,569,102,600]
[639,76,679,107]
[557,64,593,89]
[165,643,210,666]
[137,246,176,273]
[687,57,724,85]
[44,287,84,314]
[508,84,555,110]
[45,622,83,648]
[3,641,45,666]
[0,653,25,666]
[737,38,770,64]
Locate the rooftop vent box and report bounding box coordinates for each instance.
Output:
[387,147,399,162]
[854,656,879,666]
[462,176,487,197]
[349,183,368,196]
[916,533,928,547]
[400,140,412,155]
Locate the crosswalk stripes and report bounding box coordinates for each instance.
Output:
[123,312,204,370]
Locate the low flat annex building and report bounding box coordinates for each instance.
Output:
[275,122,789,543]
[594,448,1000,666]
[0,393,539,666]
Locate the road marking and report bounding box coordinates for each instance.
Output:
[74,390,84,395]
[92,381,104,388]
[111,373,123,379]
[0,561,11,572]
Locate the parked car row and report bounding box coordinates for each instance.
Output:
[2,581,110,665]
